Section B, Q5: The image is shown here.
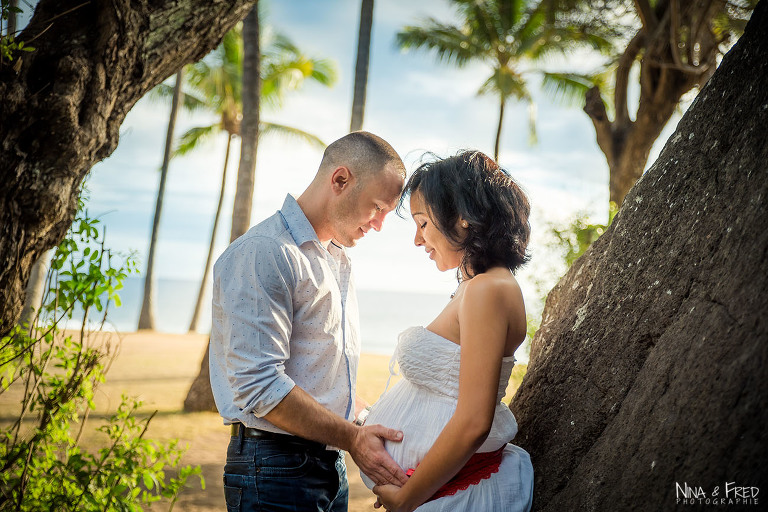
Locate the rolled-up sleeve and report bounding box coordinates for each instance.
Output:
[214,236,296,418]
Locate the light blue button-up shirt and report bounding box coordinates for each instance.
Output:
[209,195,360,434]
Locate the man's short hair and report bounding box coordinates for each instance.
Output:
[320,131,406,184]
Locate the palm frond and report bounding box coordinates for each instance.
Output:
[260,29,338,110]
[463,0,501,49]
[396,20,480,67]
[260,122,325,148]
[497,0,527,34]
[174,125,219,157]
[222,28,243,68]
[477,67,529,101]
[540,71,597,106]
[148,82,176,102]
[309,58,337,87]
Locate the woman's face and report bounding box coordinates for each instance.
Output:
[410,191,464,272]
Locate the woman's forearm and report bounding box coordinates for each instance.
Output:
[395,414,490,511]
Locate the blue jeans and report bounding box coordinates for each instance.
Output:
[223,433,349,512]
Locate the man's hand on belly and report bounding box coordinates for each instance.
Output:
[350,424,408,486]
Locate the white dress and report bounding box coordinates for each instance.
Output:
[361,326,533,511]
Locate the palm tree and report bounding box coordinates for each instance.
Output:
[350,0,375,131]
[396,0,611,161]
[137,70,183,330]
[162,22,335,333]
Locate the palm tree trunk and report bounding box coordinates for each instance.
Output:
[350,0,374,132]
[184,3,261,413]
[494,96,505,162]
[229,5,261,242]
[188,134,232,333]
[137,70,183,330]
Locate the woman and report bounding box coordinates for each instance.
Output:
[362,151,534,512]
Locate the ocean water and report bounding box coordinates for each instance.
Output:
[64,277,451,356]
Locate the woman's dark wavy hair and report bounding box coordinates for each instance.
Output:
[399,150,531,279]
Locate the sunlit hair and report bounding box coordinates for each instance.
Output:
[399,151,531,279]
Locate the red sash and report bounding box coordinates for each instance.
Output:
[405,445,505,502]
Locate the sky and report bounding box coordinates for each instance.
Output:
[71,0,682,308]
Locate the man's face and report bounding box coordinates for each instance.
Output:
[331,165,404,247]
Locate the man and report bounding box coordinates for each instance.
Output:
[209,131,409,511]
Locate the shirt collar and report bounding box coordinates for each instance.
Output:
[280,194,320,247]
[279,194,351,263]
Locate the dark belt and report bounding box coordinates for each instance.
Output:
[230,423,325,450]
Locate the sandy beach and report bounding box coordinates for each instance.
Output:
[0,330,526,511]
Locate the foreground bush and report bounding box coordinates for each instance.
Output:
[0,204,202,511]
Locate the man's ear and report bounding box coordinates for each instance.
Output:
[331,166,353,194]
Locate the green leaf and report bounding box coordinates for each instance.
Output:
[142,472,154,490]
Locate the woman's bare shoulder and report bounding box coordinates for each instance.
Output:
[464,267,521,299]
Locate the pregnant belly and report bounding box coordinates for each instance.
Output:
[361,380,456,488]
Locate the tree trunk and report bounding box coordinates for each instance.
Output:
[0,0,257,339]
[183,345,217,412]
[138,70,183,330]
[512,3,767,509]
[229,5,261,243]
[184,2,261,413]
[18,249,53,329]
[584,1,728,206]
[7,0,18,36]
[494,96,505,162]
[350,0,374,132]
[188,134,233,333]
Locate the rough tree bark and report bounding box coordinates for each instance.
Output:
[511,2,767,509]
[584,0,747,206]
[0,0,257,339]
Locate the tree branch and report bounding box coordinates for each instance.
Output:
[691,0,717,64]
[615,31,645,126]
[638,5,672,101]
[669,0,685,69]
[584,86,614,166]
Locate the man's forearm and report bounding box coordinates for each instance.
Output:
[263,386,409,487]
[263,386,358,450]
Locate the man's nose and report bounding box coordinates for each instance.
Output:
[369,215,383,232]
